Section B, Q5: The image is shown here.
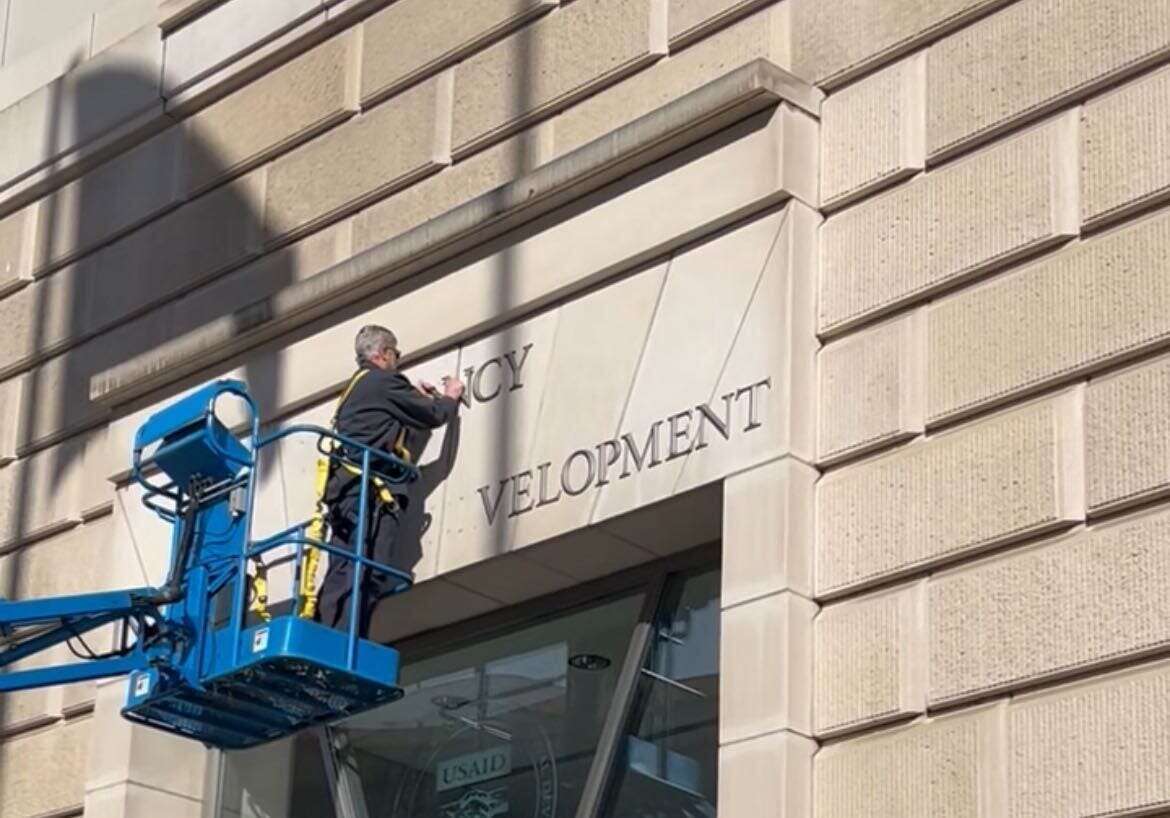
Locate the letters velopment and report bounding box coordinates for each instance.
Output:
[477,377,772,525]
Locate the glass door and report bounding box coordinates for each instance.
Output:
[596,568,720,818]
[216,549,721,818]
[335,590,646,817]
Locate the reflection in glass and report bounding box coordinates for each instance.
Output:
[220,732,336,818]
[216,561,723,818]
[600,569,721,818]
[337,591,644,817]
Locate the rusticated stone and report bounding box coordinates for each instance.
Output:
[0,717,90,817]
[0,377,20,465]
[361,0,555,106]
[162,0,319,94]
[815,391,1084,597]
[817,309,924,464]
[820,112,1078,335]
[930,508,1170,705]
[668,0,776,46]
[1082,63,1170,228]
[791,0,1004,85]
[1087,354,1170,513]
[0,258,83,377]
[926,207,1170,423]
[88,169,266,337]
[37,127,185,272]
[182,28,360,193]
[0,438,84,548]
[815,705,1006,818]
[928,0,1170,160]
[553,3,797,157]
[0,516,116,601]
[353,126,551,253]
[265,73,451,242]
[0,203,37,295]
[0,24,164,191]
[821,52,925,209]
[451,0,667,156]
[815,582,926,736]
[15,350,112,454]
[91,64,821,406]
[1009,661,1170,817]
[0,643,68,736]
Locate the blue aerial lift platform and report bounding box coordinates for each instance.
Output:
[0,380,416,749]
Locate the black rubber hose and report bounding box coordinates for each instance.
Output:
[152,480,200,605]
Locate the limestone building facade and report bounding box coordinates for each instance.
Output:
[0,0,1168,816]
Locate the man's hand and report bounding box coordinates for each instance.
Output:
[416,380,439,397]
[442,376,466,401]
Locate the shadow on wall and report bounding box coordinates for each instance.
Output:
[488,22,533,566]
[396,417,462,578]
[0,8,540,753]
[0,61,293,725]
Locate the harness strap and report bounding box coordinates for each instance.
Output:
[299,370,368,618]
[299,369,411,617]
[333,368,370,422]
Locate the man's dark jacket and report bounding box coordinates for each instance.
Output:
[327,364,459,506]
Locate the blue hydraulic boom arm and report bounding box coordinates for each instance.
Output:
[0,379,419,749]
[0,588,164,689]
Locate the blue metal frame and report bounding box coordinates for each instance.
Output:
[0,378,420,749]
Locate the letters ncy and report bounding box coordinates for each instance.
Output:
[459,343,533,407]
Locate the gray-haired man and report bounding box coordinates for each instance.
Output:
[317,325,465,636]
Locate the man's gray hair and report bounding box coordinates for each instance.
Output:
[354,324,398,367]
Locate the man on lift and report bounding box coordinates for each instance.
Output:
[317,324,465,636]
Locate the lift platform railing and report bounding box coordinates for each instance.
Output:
[0,378,420,747]
[235,424,418,670]
[128,385,420,676]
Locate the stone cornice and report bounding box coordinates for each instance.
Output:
[90,59,821,406]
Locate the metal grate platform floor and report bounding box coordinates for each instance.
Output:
[124,657,404,749]
[122,617,404,749]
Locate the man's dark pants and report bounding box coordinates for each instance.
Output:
[317,486,402,638]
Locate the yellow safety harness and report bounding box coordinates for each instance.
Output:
[296,369,412,619]
[248,564,271,623]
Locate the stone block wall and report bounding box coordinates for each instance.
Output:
[807,1,1170,817]
[0,0,1165,817]
[0,1,818,816]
